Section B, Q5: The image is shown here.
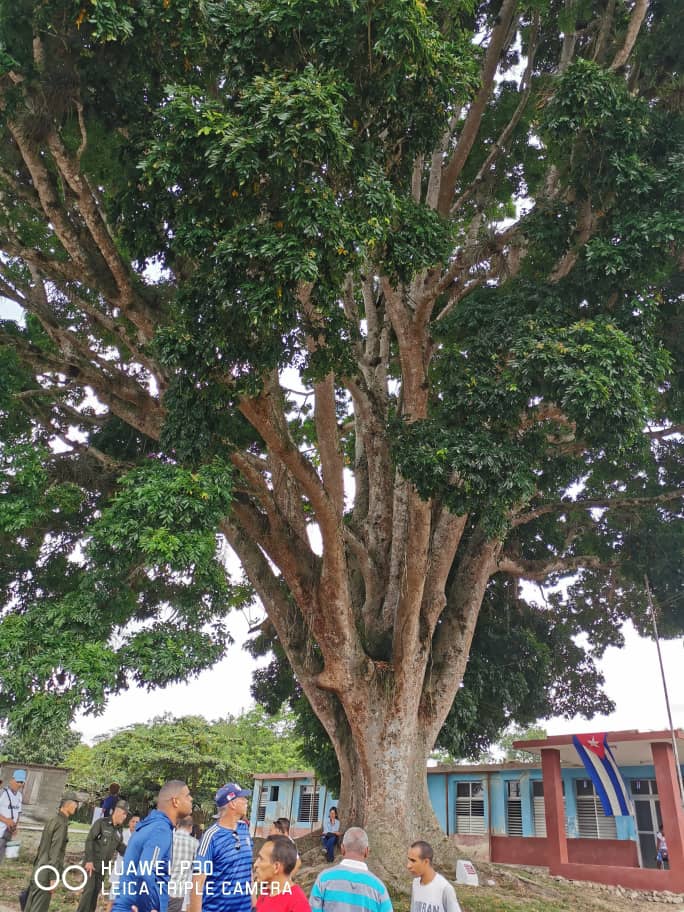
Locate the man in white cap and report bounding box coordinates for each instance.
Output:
[189,783,252,912]
[0,769,26,863]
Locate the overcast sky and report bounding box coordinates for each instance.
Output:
[71,614,684,744]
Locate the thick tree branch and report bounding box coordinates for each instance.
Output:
[610,0,649,70]
[426,535,501,739]
[511,489,683,527]
[451,14,540,214]
[437,0,519,215]
[421,510,469,637]
[549,199,599,281]
[593,0,617,64]
[496,553,616,580]
[646,424,684,440]
[299,286,345,516]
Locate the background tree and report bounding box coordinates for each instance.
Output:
[494,725,549,764]
[64,708,305,813]
[0,721,81,766]
[0,0,682,869]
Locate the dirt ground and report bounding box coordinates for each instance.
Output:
[2,851,683,912]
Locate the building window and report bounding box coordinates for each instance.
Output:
[455,781,486,835]
[532,780,546,837]
[531,780,568,837]
[257,786,267,822]
[506,780,523,836]
[630,779,657,796]
[22,771,43,806]
[297,785,320,823]
[269,785,280,802]
[575,779,617,839]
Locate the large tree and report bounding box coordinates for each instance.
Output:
[0,0,682,864]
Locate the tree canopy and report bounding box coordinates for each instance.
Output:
[0,720,81,766]
[64,708,305,810]
[0,0,681,851]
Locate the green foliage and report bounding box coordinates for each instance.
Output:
[0,0,681,817]
[495,725,549,765]
[0,721,81,766]
[65,708,305,811]
[0,442,250,733]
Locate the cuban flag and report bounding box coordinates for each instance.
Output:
[572,733,631,816]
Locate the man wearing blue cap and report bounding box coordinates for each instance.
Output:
[189,783,253,912]
[0,769,26,863]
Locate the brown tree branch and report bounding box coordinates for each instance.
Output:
[549,199,599,282]
[512,489,682,527]
[496,553,615,580]
[592,0,617,64]
[610,0,649,70]
[299,285,345,516]
[426,535,501,739]
[646,424,684,440]
[437,0,519,215]
[421,510,469,636]
[451,14,540,214]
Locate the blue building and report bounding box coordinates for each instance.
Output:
[250,771,339,839]
[250,729,684,893]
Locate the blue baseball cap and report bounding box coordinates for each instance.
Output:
[215,783,251,807]
[12,770,27,783]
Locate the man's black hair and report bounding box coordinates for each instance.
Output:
[410,840,434,863]
[265,835,298,875]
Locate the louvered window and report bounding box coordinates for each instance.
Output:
[532,780,569,837]
[506,780,523,836]
[257,786,267,822]
[575,779,617,839]
[297,785,320,823]
[455,781,486,834]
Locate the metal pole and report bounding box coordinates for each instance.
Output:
[645,575,684,808]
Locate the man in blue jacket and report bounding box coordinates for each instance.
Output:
[111,780,193,912]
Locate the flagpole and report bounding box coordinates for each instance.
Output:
[645,575,684,808]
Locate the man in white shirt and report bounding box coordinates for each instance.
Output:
[406,841,462,912]
[0,769,26,863]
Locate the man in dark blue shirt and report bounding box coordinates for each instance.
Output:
[111,780,193,912]
[189,783,253,912]
[101,784,121,818]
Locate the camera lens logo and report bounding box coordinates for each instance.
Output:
[34,864,89,891]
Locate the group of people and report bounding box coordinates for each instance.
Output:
[6,775,465,912]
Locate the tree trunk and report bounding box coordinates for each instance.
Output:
[322,680,452,885]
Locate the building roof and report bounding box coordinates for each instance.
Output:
[253,771,316,781]
[427,761,540,775]
[0,762,71,773]
[512,729,684,766]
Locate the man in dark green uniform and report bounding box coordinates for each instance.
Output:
[24,792,79,912]
[77,800,128,912]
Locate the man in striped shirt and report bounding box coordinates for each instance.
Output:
[309,828,392,912]
[189,783,253,912]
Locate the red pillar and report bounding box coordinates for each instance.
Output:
[541,747,568,868]
[651,741,684,880]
